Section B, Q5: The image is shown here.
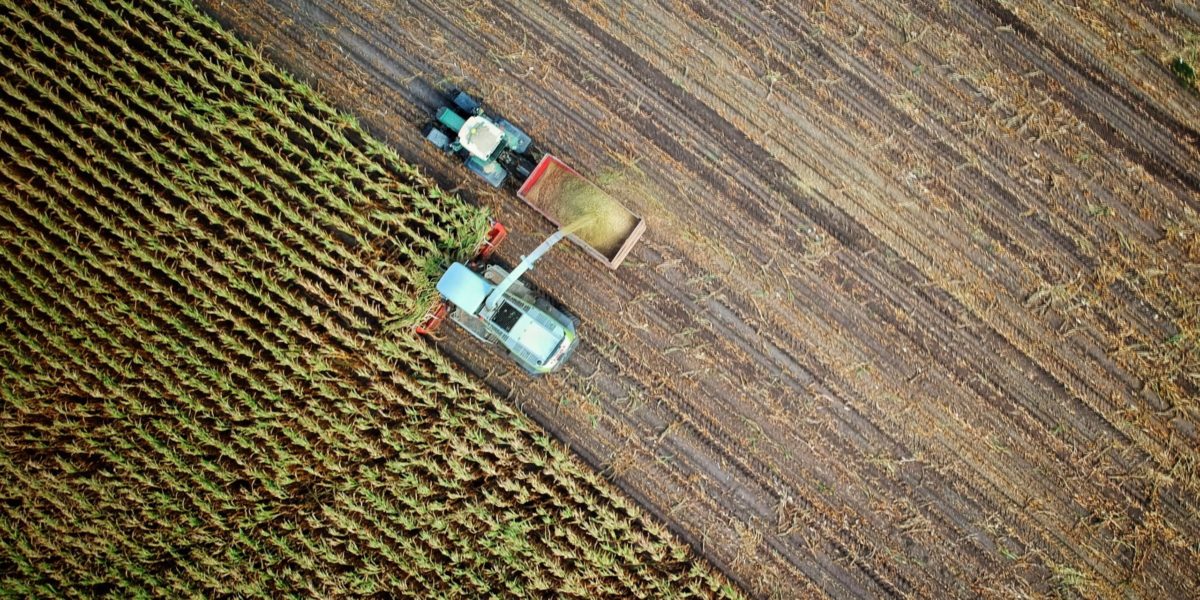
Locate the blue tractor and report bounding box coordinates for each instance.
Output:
[423,90,540,187]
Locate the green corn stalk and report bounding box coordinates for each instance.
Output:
[0,0,739,595]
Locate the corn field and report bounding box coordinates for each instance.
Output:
[0,0,738,596]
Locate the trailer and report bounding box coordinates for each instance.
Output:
[517,155,645,269]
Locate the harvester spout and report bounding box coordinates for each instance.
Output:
[484,218,593,312]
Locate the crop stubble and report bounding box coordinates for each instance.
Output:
[198,0,1200,598]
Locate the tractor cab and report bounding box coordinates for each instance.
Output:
[458,116,505,160]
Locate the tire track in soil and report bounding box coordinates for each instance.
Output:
[472,5,950,590]
[592,3,1200,595]
[967,0,1200,199]
[496,5,1022,595]
[199,1,1200,597]
[830,0,1195,501]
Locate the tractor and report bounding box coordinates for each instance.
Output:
[423,90,540,188]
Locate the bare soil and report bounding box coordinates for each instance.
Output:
[198,1,1200,597]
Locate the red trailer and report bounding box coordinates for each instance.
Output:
[516,155,645,269]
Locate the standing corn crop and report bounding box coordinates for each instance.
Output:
[0,0,739,597]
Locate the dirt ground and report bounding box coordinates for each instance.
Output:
[198,1,1200,597]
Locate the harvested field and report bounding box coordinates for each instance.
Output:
[206,0,1199,597]
[0,0,739,596]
